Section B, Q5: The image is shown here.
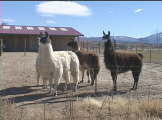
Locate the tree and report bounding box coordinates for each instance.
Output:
[1,22,7,25]
[139,37,148,50]
[155,30,161,50]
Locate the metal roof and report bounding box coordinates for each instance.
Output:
[0,25,84,36]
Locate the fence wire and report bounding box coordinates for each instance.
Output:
[1,52,162,120]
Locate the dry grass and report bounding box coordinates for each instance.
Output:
[72,96,162,120]
[1,96,162,120]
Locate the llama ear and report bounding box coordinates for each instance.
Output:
[45,32,49,37]
[103,31,105,35]
[108,31,110,36]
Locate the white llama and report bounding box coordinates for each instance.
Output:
[36,32,80,96]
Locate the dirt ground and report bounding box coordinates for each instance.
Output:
[1,52,162,119]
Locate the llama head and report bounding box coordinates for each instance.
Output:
[39,31,51,44]
[103,31,111,42]
[103,31,114,52]
[67,39,80,52]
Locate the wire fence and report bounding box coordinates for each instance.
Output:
[1,52,162,120]
[79,41,162,63]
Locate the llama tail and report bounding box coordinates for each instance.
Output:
[137,53,144,59]
[92,55,100,80]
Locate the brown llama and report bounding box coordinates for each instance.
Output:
[103,31,143,91]
[67,40,100,85]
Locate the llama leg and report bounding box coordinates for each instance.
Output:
[63,71,70,92]
[131,71,140,90]
[73,83,77,92]
[81,72,84,83]
[53,68,63,96]
[79,67,85,84]
[111,71,117,91]
[89,68,95,86]
[87,71,90,83]
[53,84,58,96]
[37,71,40,86]
[43,79,49,89]
[48,73,54,94]
[71,71,79,92]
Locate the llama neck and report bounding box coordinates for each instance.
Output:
[104,42,115,59]
[72,47,80,54]
[39,43,54,62]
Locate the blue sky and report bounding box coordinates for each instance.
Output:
[1,1,162,38]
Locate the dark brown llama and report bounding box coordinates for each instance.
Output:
[67,40,100,85]
[103,31,143,91]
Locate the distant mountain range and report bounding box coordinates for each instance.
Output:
[78,32,162,44]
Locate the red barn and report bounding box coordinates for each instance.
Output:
[0,25,84,52]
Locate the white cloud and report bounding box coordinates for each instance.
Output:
[108,11,114,14]
[46,20,55,23]
[42,14,55,17]
[134,9,143,13]
[36,1,92,16]
[2,19,15,22]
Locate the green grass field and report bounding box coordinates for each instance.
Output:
[82,48,162,63]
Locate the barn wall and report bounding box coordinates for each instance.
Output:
[1,35,77,52]
[1,35,15,52]
[29,36,38,51]
[51,36,75,51]
[17,35,29,52]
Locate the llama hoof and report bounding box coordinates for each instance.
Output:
[73,89,77,92]
[130,88,136,91]
[111,88,117,92]
[62,89,66,92]
[78,81,83,84]
[91,82,94,86]
[43,87,49,89]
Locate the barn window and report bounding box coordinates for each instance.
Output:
[38,27,45,30]
[3,26,10,29]
[49,27,57,31]
[60,28,68,31]
[15,26,22,29]
[27,27,34,30]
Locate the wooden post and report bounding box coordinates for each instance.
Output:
[83,41,84,51]
[136,46,137,54]
[24,38,26,56]
[86,41,88,52]
[99,41,100,54]
[150,44,151,62]
[1,39,3,56]
[93,45,94,53]
[114,40,116,52]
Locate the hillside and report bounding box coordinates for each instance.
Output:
[78,32,162,44]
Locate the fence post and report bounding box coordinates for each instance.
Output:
[1,39,3,56]
[114,40,116,52]
[150,44,151,62]
[99,41,100,54]
[93,45,94,53]
[83,41,84,51]
[87,41,88,52]
[80,41,82,50]
[136,46,137,54]
[24,38,26,56]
